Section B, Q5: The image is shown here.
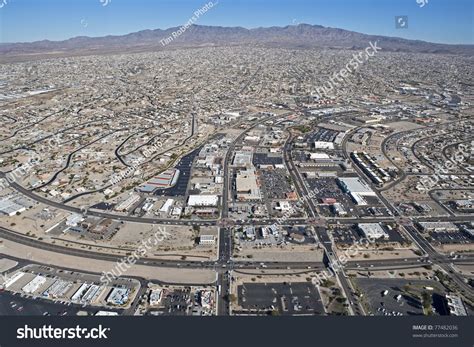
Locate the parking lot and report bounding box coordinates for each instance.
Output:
[253,153,283,166]
[284,226,316,244]
[154,147,201,197]
[429,231,473,245]
[332,226,361,245]
[305,128,339,143]
[0,291,103,316]
[260,169,293,200]
[354,278,448,316]
[237,282,324,315]
[148,288,191,316]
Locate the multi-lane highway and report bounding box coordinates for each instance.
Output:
[1,113,473,316]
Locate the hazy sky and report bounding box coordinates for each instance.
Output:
[0,0,472,44]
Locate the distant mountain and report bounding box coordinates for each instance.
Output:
[1,24,473,61]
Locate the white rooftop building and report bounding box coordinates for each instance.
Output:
[22,275,47,294]
[418,222,458,233]
[149,289,163,306]
[338,177,376,196]
[187,195,219,207]
[106,287,130,306]
[66,213,84,227]
[358,223,389,240]
[115,194,140,212]
[160,199,174,214]
[309,152,331,160]
[314,141,335,150]
[199,235,216,245]
[338,177,376,206]
[0,197,27,216]
[446,295,467,316]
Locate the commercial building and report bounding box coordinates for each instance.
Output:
[0,197,27,216]
[418,222,458,233]
[314,141,335,150]
[81,284,103,304]
[160,199,174,214]
[138,169,180,193]
[42,280,73,299]
[332,202,347,216]
[351,151,390,185]
[3,272,25,289]
[106,287,130,306]
[66,213,84,227]
[446,294,467,316]
[236,169,261,201]
[71,283,90,302]
[358,223,389,240]
[199,235,216,245]
[149,289,163,306]
[232,151,253,167]
[200,290,214,309]
[337,177,376,206]
[115,194,140,212]
[244,226,256,240]
[22,275,47,294]
[187,195,219,207]
[309,152,331,161]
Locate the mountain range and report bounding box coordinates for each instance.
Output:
[1,24,473,61]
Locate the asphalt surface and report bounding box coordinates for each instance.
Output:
[1,114,473,316]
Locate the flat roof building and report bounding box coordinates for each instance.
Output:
[160,199,174,214]
[446,294,467,316]
[188,195,219,207]
[199,235,216,245]
[0,198,27,216]
[337,177,376,196]
[358,223,389,240]
[236,170,261,201]
[314,141,335,150]
[232,151,253,167]
[418,222,458,233]
[22,275,47,294]
[106,287,130,306]
[138,169,180,193]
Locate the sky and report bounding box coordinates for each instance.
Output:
[0,0,472,44]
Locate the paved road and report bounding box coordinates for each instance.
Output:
[284,131,365,315]
[403,224,474,301]
[1,113,473,316]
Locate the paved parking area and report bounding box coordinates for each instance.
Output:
[284,226,316,244]
[305,128,339,143]
[148,288,191,316]
[429,231,473,245]
[253,153,283,166]
[0,291,104,316]
[260,169,292,200]
[333,226,360,245]
[354,278,448,316]
[237,282,324,315]
[154,147,201,197]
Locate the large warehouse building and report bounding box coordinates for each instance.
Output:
[187,195,219,207]
[337,177,376,206]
